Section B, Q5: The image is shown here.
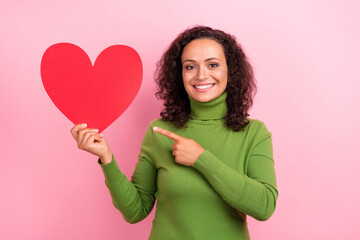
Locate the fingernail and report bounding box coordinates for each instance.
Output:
[100,133,104,137]
[153,127,158,131]
[93,129,99,132]
[82,123,87,127]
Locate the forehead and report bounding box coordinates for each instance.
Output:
[181,38,225,60]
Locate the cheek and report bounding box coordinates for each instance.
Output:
[182,71,186,84]
[182,72,192,85]
[221,68,228,85]
[215,71,227,84]
[218,74,228,90]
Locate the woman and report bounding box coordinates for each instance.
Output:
[71,26,278,239]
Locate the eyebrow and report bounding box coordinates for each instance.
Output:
[183,57,220,64]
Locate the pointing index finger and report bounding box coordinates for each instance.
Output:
[153,127,181,141]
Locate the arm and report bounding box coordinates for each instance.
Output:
[192,128,278,221]
[98,127,157,223]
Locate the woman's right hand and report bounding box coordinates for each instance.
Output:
[70,123,113,164]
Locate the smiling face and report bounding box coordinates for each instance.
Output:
[181,38,228,102]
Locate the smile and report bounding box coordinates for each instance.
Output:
[194,84,215,90]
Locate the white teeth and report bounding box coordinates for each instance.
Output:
[194,84,214,89]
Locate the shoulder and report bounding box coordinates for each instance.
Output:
[139,118,174,152]
[148,118,179,132]
[245,118,272,138]
[247,118,267,128]
[148,118,167,127]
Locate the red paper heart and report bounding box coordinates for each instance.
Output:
[41,43,142,132]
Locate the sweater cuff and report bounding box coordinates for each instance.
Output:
[97,155,125,183]
[193,149,223,176]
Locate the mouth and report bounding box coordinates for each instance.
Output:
[193,83,215,91]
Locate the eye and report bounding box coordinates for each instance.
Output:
[209,63,218,68]
[185,65,196,70]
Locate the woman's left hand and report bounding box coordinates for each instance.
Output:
[153,126,205,166]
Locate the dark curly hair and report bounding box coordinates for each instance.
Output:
[155,26,257,131]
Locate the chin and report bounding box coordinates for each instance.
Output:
[192,94,217,102]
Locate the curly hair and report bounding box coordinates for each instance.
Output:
[155,26,257,131]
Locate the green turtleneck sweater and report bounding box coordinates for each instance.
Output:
[99,93,278,239]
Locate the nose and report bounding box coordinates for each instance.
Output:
[197,66,209,80]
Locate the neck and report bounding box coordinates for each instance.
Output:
[189,92,227,120]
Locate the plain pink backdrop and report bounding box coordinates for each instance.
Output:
[1,0,359,239]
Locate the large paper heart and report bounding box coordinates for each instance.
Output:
[41,43,142,132]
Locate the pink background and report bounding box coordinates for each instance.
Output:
[1,0,359,239]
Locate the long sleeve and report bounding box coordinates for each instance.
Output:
[98,127,157,223]
[192,123,278,221]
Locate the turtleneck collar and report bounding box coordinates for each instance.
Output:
[189,92,227,120]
